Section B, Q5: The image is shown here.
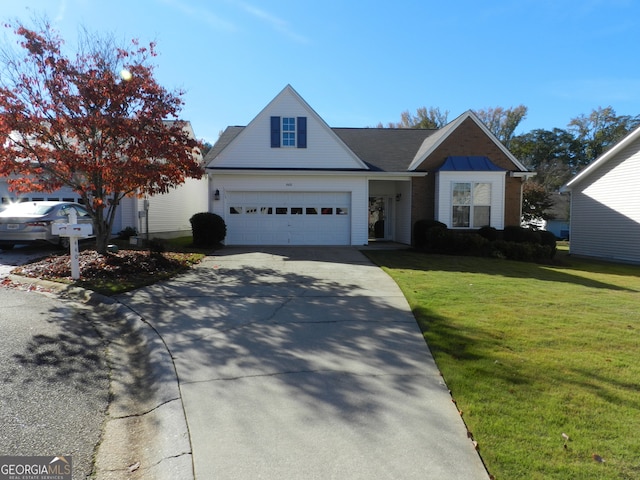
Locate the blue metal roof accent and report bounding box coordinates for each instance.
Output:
[438,156,506,172]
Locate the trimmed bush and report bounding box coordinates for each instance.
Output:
[414,219,448,248]
[189,212,226,247]
[477,225,498,241]
[503,226,541,244]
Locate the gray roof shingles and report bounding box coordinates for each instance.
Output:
[205,126,437,173]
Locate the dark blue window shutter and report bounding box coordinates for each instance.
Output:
[297,116,307,148]
[270,116,280,148]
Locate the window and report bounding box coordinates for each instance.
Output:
[282,117,296,147]
[452,182,491,228]
[270,116,307,148]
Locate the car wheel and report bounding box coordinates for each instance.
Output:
[59,237,70,250]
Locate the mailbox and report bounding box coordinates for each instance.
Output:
[52,223,93,237]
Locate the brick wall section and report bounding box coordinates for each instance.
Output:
[411,116,525,233]
[411,175,435,225]
[504,175,523,226]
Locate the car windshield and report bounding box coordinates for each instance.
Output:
[0,203,56,216]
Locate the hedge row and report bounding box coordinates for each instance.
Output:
[414,220,557,262]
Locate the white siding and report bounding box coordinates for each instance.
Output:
[0,180,80,204]
[435,171,506,229]
[209,87,365,170]
[210,174,368,245]
[141,176,209,237]
[570,138,640,264]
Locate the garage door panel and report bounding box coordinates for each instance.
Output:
[225,191,350,245]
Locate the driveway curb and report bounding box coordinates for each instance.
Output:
[6,275,193,480]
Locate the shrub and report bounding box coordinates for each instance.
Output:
[453,233,491,256]
[424,224,452,251]
[492,240,555,262]
[118,226,137,239]
[414,219,448,248]
[477,226,498,241]
[189,212,226,248]
[503,226,541,244]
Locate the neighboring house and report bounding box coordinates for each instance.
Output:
[0,121,208,239]
[545,193,570,239]
[525,192,570,239]
[562,124,640,264]
[205,85,532,246]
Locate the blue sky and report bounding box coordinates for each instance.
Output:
[3,0,640,143]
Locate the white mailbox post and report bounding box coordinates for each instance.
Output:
[52,210,93,280]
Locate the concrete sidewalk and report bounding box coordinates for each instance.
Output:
[116,247,489,479]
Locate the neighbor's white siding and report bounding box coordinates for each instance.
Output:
[0,180,80,204]
[570,137,640,264]
[140,175,209,237]
[210,173,368,245]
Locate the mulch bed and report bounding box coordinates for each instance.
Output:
[11,249,194,281]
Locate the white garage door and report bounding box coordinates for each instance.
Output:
[225,191,351,245]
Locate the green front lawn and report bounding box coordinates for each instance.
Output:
[365,249,640,480]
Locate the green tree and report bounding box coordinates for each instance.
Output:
[568,106,640,168]
[522,181,555,225]
[510,128,577,191]
[472,105,528,148]
[381,106,449,129]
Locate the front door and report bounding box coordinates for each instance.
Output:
[368,196,392,240]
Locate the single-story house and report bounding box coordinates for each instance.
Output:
[562,124,640,264]
[0,121,208,239]
[204,85,532,246]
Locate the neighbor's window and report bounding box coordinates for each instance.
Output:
[282,117,296,147]
[452,182,491,228]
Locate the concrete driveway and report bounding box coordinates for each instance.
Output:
[116,247,489,479]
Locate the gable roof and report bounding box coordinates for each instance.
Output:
[564,124,640,190]
[407,110,528,172]
[205,85,368,170]
[204,86,530,175]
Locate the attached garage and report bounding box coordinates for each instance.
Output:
[225,191,351,245]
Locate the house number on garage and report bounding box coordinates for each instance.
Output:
[285,183,293,187]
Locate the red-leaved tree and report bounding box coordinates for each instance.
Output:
[0,20,204,253]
